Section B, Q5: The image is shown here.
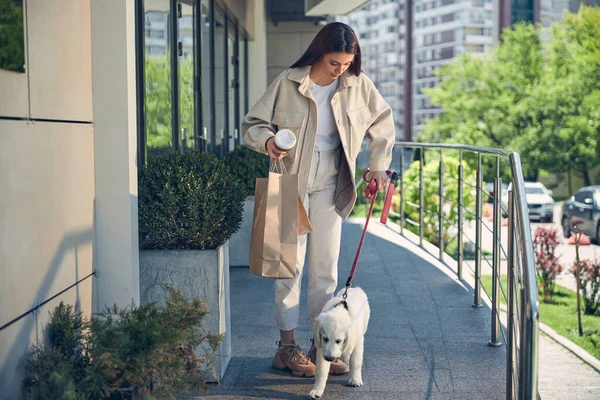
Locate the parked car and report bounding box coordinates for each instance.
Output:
[501,182,555,222]
[485,182,508,204]
[561,186,600,239]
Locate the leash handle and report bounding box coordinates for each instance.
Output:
[346,169,396,288]
[380,171,398,224]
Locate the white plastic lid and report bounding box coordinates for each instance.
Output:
[274,129,297,151]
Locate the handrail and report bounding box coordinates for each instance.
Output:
[390,141,539,400]
[509,153,539,399]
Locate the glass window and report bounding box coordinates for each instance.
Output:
[575,190,589,204]
[227,20,236,152]
[144,0,173,158]
[238,34,248,140]
[200,0,212,152]
[0,0,25,73]
[213,7,227,157]
[179,0,196,150]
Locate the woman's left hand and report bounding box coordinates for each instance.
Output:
[368,170,388,191]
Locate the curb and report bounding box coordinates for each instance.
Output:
[538,321,600,374]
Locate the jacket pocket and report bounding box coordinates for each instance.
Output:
[346,107,373,160]
[272,109,305,161]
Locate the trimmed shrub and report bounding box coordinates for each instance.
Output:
[222,145,270,197]
[138,151,245,250]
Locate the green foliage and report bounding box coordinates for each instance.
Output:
[572,259,600,315]
[0,0,25,73]
[402,155,477,247]
[24,288,221,399]
[222,146,270,197]
[481,276,600,362]
[138,150,245,250]
[421,8,600,184]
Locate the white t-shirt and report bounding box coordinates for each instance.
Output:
[310,78,340,151]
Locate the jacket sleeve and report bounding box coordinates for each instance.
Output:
[242,77,281,155]
[366,87,395,172]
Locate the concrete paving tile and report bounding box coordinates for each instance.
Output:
[366,369,440,393]
[451,377,505,393]
[417,339,451,370]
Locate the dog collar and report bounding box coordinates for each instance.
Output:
[334,300,348,311]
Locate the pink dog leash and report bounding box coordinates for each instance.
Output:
[336,169,398,308]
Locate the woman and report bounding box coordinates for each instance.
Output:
[242,22,395,377]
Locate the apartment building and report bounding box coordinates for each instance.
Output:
[339,0,409,141]
[412,0,494,138]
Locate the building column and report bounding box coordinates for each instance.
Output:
[90,0,140,311]
[248,0,268,106]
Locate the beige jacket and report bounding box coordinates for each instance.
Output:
[242,65,395,218]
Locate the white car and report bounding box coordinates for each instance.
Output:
[501,182,555,222]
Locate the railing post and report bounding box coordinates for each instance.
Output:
[473,154,483,308]
[490,157,502,347]
[419,148,424,246]
[400,147,405,235]
[438,150,444,260]
[457,150,464,280]
[506,190,517,400]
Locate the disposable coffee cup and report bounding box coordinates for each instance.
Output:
[274,129,296,151]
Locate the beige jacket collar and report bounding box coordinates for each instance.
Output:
[287,65,360,94]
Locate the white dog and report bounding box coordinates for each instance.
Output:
[309,287,370,399]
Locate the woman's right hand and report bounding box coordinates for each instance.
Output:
[266,137,288,161]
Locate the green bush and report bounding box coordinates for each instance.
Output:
[138,150,245,250]
[23,288,221,400]
[402,154,477,247]
[223,145,270,197]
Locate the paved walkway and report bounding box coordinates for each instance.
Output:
[187,219,599,399]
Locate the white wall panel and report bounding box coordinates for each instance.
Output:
[0,314,36,400]
[27,0,93,121]
[0,69,29,119]
[0,120,94,327]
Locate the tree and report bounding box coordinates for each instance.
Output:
[421,8,600,184]
[422,23,543,180]
[524,7,600,186]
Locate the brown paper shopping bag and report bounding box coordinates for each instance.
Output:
[249,162,312,279]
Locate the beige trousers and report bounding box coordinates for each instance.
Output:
[275,148,343,331]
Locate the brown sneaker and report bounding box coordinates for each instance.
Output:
[308,339,350,375]
[272,341,316,377]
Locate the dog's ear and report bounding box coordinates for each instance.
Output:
[312,318,322,348]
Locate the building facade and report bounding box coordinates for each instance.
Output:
[339,0,410,141]
[0,0,366,397]
[412,0,494,138]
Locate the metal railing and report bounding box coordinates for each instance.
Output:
[378,142,539,400]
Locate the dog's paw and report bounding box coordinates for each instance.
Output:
[347,377,363,387]
[309,388,324,399]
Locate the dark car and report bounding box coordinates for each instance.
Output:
[561,186,600,240]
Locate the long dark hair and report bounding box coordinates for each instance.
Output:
[290,22,361,76]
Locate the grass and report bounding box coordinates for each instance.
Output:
[480,275,600,362]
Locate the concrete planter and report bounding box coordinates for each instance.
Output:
[139,241,231,382]
[229,196,254,267]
